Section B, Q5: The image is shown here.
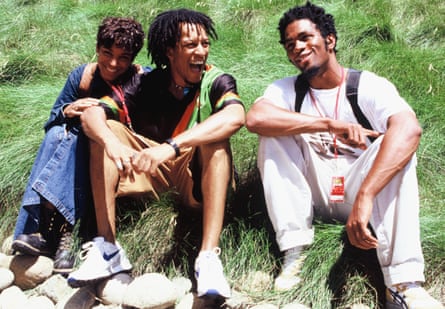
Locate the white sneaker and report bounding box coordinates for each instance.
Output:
[194,247,231,298]
[386,282,444,309]
[67,237,132,288]
[274,247,306,292]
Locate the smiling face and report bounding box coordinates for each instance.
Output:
[283,19,336,78]
[166,23,210,87]
[96,44,133,83]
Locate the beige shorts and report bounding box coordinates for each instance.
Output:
[107,120,201,208]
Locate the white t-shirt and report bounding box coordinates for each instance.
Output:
[261,70,413,158]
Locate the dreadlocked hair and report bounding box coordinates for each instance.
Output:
[97,17,145,60]
[278,1,337,53]
[147,8,217,68]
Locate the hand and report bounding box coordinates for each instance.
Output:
[63,98,100,118]
[345,193,379,250]
[131,143,176,175]
[329,120,381,150]
[104,139,137,180]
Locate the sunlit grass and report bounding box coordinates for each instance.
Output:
[0,0,443,307]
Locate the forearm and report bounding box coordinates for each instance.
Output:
[358,111,421,198]
[246,98,331,136]
[173,104,245,148]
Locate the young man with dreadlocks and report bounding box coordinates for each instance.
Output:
[11,17,146,275]
[68,9,245,298]
[246,2,443,308]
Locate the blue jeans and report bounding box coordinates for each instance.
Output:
[14,124,93,239]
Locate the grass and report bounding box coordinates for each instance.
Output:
[0,0,444,308]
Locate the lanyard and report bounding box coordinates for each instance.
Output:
[109,84,133,130]
[309,67,345,158]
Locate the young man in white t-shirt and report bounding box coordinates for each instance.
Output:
[246,2,443,308]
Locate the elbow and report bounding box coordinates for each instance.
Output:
[246,99,272,134]
[80,106,102,133]
[245,111,264,134]
[225,104,246,133]
[415,123,422,138]
[408,120,422,144]
[245,116,256,133]
[411,124,422,147]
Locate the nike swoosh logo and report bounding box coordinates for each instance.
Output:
[103,250,119,261]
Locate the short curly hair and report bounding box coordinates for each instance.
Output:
[147,8,217,68]
[278,1,337,52]
[97,17,145,60]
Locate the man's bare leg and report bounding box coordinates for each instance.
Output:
[89,140,119,244]
[198,140,232,251]
[67,140,131,288]
[193,140,232,298]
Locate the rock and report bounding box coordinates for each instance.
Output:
[25,295,55,309]
[243,271,273,292]
[282,303,311,309]
[37,274,74,304]
[96,272,133,305]
[225,290,253,308]
[251,305,279,309]
[0,253,12,269]
[175,293,194,309]
[122,273,177,309]
[171,276,192,299]
[10,254,53,290]
[0,285,28,309]
[176,293,226,309]
[55,285,97,309]
[1,235,13,255]
[91,304,122,309]
[0,268,14,291]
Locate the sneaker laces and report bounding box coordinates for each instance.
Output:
[78,241,96,261]
[281,246,305,276]
[211,247,221,256]
[57,223,73,251]
[58,232,73,251]
[283,246,302,266]
[281,255,306,276]
[387,282,444,309]
[196,247,222,269]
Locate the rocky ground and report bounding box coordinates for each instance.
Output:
[0,236,372,309]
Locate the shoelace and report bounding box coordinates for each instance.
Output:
[78,241,95,261]
[196,247,222,272]
[282,255,306,276]
[387,288,405,306]
[57,232,73,251]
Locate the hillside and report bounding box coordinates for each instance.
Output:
[0,0,444,308]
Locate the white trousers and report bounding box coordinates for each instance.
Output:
[257,135,425,286]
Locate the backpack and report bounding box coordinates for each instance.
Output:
[78,62,144,98]
[294,69,376,142]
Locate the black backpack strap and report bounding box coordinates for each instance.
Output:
[346,69,375,142]
[294,74,309,112]
[294,69,375,143]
